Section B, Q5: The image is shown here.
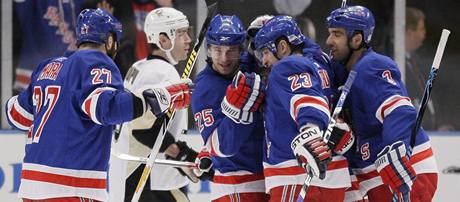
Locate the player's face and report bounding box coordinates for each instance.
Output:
[171,27,192,61]
[259,47,278,69]
[326,28,350,61]
[209,44,241,76]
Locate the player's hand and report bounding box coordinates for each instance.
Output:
[165,141,200,183]
[327,121,355,155]
[193,148,214,181]
[141,79,193,117]
[375,141,416,201]
[165,78,193,110]
[221,71,265,124]
[291,126,331,179]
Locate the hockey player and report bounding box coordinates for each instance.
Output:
[109,7,198,202]
[253,15,351,201]
[326,5,438,201]
[5,8,192,202]
[191,14,267,201]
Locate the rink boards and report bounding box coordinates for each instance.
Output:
[0,130,459,202]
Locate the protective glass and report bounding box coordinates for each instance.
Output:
[208,45,242,60]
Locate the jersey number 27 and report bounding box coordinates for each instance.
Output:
[31,86,61,143]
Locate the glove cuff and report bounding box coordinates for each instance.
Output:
[221,97,253,124]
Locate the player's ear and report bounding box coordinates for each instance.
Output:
[276,39,290,57]
[350,33,363,49]
[159,33,172,50]
[106,34,116,50]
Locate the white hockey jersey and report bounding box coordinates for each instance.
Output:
[108,55,189,202]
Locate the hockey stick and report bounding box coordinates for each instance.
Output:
[296,71,357,202]
[130,2,218,202]
[410,29,450,148]
[111,150,197,168]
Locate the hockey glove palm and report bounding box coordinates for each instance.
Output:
[221,71,265,124]
[291,126,332,179]
[327,122,355,155]
[193,148,215,181]
[375,141,416,200]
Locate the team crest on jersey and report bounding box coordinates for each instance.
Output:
[382,70,397,85]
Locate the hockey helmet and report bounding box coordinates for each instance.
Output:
[144,7,189,48]
[206,14,246,46]
[247,15,274,38]
[76,8,122,46]
[253,15,305,56]
[327,5,375,43]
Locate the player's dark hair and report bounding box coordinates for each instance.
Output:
[275,36,304,54]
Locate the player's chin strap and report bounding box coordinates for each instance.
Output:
[159,41,179,65]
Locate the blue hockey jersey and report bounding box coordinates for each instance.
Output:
[302,38,338,107]
[263,55,350,190]
[191,64,265,199]
[339,49,438,195]
[5,50,137,201]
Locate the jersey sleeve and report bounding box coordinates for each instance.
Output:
[5,84,34,131]
[191,72,257,157]
[4,59,53,131]
[270,60,330,131]
[361,59,417,147]
[77,55,136,126]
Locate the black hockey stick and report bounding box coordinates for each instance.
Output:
[130,2,218,201]
[410,29,450,149]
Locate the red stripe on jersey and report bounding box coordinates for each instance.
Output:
[84,97,92,118]
[293,96,329,119]
[327,159,349,170]
[355,170,379,182]
[380,97,410,120]
[21,170,106,189]
[213,173,264,184]
[410,147,433,165]
[264,166,305,177]
[10,104,33,127]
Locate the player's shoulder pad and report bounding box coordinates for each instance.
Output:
[273,55,317,76]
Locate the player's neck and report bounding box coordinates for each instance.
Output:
[346,48,366,71]
[78,43,105,53]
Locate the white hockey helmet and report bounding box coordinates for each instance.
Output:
[144,7,189,64]
[247,15,274,38]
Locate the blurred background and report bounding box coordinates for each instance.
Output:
[0,0,459,201]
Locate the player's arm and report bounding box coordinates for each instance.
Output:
[271,64,331,179]
[5,84,34,131]
[79,62,191,126]
[368,65,417,198]
[192,74,263,157]
[4,59,50,131]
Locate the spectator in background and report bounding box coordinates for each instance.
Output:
[405,7,437,130]
[13,0,84,92]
